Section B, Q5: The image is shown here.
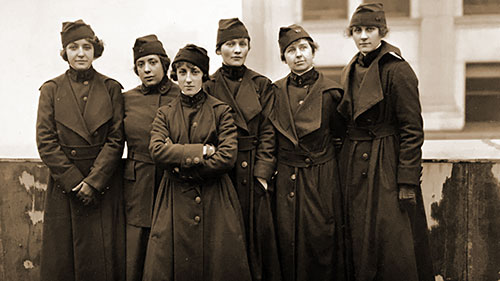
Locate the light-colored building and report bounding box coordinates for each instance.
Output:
[242,0,500,141]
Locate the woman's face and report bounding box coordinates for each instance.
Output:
[352,26,382,54]
[176,62,203,96]
[66,38,94,71]
[136,54,164,87]
[284,38,314,74]
[218,38,249,67]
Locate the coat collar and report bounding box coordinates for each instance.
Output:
[210,68,262,131]
[271,71,340,146]
[140,76,173,95]
[53,70,113,143]
[169,91,222,145]
[338,41,402,121]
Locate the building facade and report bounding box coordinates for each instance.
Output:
[242,0,500,136]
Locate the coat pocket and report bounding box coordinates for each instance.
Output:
[124,159,136,181]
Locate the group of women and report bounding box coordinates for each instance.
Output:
[36,2,433,281]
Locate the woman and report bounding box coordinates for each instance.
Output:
[143,44,252,281]
[339,3,433,281]
[270,24,346,281]
[203,18,280,281]
[123,34,180,281]
[36,19,125,281]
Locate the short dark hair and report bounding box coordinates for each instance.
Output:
[170,61,209,82]
[133,55,170,76]
[280,38,318,62]
[60,36,104,61]
[345,25,389,38]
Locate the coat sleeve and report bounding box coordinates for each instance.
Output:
[196,104,238,177]
[36,82,84,193]
[254,78,276,181]
[149,107,204,166]
[84,80,125,192]
[392,62,424,186]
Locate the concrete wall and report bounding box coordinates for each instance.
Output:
[2,159,500,280]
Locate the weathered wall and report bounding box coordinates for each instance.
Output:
[1,160,500,280]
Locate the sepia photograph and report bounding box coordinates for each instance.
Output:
[1,0,500,280]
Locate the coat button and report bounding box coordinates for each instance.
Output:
[93,131,98,136]
[106,186,110,190]
[173,167,180,173]
[70,150,77,156]
[62,190,66,194]
[362,153,369,160]
[289,191,295,198]
[82,96,88,101]
[101,191,105,195]
[304,158,311,165]
[298,100,304,105]
[186,158,192,165]
[361,171,367,177]
[195,196,201,204]
[290,174,296,181]
[238,78,243,82]
[193,157,200,164]
[192,122,198,128]
[242,179,247,185]
[83,81,89,85]
[194,216,201,223]
[252,140,258,145]
[241,161,248,168]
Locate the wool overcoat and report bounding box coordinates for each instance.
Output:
[36,68,125,281]
[269,72,347,281]
[142,92,252,281]
[123,77,180,281]
[204,68,281,281]
[338,41,433,281]
[123,78,180,227]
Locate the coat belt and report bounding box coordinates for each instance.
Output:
[278,146,335,168]
[347,124,397,140]
[238,135,258,152]
[128,150,154,164]
[61,144,103,160]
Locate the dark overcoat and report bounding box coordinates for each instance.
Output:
[123,78,180,227]
[204,68,281,281]
[36,68,125,281]
[338,41,433,281]
[142,92,252,281]
[269,72,347,281]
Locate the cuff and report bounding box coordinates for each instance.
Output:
[254,159,275,181]
[85,169,109,192]
[54,165,85,193]
[181,144,204,168]
[397,165,422,186]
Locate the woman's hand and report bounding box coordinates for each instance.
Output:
[72,181,97,206]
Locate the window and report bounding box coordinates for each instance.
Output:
[363,0,410,17]
[302,0,347,20]
[465,63,500,123]
[316,66,344,83]
[464,0,500,15]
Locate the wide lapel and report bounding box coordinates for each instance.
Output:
[212,70,249,132]
[269,77,299,146]
[234,69,262,123]
[83,72,113,136]
[337,56,357,121]
[53,73,92,143]
[351,41,400,121]
[293,73,325,138]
